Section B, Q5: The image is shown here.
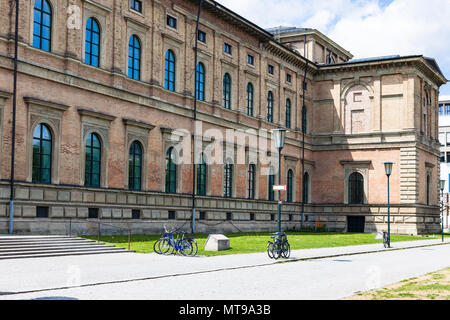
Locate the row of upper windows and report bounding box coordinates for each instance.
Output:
[167,49,305,129]
[439,104,450,116]
[32,1,306,130]
[32,1,297,89]
[32,123,303,201]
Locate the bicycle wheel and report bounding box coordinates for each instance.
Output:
[178,240,193,256]
[153,239,162,254]
[271,242,281,260]
[267,241,274,259]
[281,241,290,259]
[159,238,174,255]
[188,239,198,256]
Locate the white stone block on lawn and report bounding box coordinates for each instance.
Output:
[204,234,230,251]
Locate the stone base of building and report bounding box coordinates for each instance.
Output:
[0,183,441,236]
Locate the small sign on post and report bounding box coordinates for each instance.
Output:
[273,185,286,191]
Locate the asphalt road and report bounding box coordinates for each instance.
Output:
[1,241,449,300]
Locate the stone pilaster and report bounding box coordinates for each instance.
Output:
[400,147,420,203]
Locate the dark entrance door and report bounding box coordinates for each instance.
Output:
[347,216,365,233]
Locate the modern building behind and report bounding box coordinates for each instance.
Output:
[0,0,447,235]
[438,99,450,230]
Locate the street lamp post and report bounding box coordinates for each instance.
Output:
[384,162,393,248]
[439,180,445,243]
[273,129,287,233]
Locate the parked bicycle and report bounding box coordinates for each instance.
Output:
[267,232,290,259]
[154,225,198,256]
[382,231,390,248]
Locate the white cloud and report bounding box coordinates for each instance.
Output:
[217,0,449,94]
[328,0,450,59]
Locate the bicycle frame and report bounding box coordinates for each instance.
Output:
[162,231,188,252]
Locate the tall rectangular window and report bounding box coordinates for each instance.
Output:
[224,43,232,55]
[286,73,292,83]
[268,64,274,75]
[198,30,206,43]
[224,163,233,198]
[439,133,445,145]
[130,0,142,13]
[247,54,254,66]
[446,104,450,115]
[167,15,177,29]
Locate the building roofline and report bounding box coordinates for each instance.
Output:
[268,27,353,59]
[189,1,446,85]
[320,55,447,84]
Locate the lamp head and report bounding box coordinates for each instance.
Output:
[272,128,287,150]
[440,179,446,191]
[384,162,393,177]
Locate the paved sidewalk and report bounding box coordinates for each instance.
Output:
[0,237,448,296]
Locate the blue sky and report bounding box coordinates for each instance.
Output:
[218,0,450,99]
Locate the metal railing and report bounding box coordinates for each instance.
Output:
[67,219,131,251]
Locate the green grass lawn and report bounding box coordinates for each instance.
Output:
[84,232,439,256]
[346,268,450,300]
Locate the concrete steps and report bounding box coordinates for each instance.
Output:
[0,236,133,259]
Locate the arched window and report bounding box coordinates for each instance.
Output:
[286,98,291,128]
[268,167,275,201]
[165,50,176,91]
[248,164,256,199]
[196,62,205,101]
[302,106,307,134]
[165,147,177,193]
[303,172,309,203]
[287,169,293,202]
[247,83,254,116]
[33,0,52,52]
[85,133,101,188]
[128,141,142,191]
[197,153,207,196]
[267,91,274,123]
[224,162,233,198]
[223,73,231,109]
[348,172,364,204]
[85,18,100,67]
[128,35,141,80]
[32,123,52,183]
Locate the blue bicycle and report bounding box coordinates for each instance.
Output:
[154,225,197,256]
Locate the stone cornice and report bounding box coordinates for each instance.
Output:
[82,0,112,12]
[124,16,151,31]
[340,160,372,166]
[23,96,70,112]
[0,89,12,100]
[161,31,184,45]
[77,107,116,121]
[122,118,155,130]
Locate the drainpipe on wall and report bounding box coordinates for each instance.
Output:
[191,0,204,234]
[301,62,308,228]
[301,35,308,229]
[9,0,19,234]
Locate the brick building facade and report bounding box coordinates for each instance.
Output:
[0,0,447,235]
